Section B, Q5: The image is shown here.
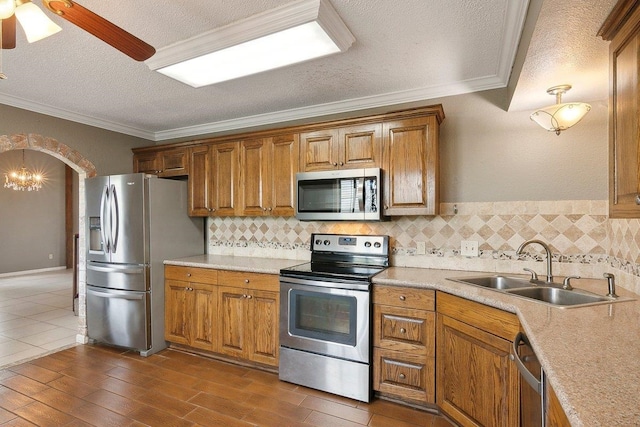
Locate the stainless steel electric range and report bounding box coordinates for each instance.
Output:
[278,233,389,402]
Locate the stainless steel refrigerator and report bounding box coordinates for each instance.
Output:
[85,173,204,356]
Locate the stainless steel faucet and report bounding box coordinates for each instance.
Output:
[516,239,554,283]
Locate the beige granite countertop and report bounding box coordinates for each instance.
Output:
[375,267,640,427]
[164,254,302,275]
[164,255,640,426]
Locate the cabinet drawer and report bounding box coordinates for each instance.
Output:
[373,347,434,404]
[218,270,279,292]
[373,305,435,355]
[165,265,218,284]
[373,285,434,310]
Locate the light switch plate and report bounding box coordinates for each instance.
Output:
[461,240,479,257]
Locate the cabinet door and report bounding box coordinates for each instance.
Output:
[339,123,382,169]
[133,153,159,174]
[218,286,246,358]
[158,148,188,177]
[437,314,520,427]
[188,145,211,216]
[247,289,279,366]
[211,142,239,216]
[269,134,299,216]
[190,283,217,351]
[299,129,339,171]
[383,116,439,216]
[164,279,191,345]
[239,138,269,216]
[610,31,640,217]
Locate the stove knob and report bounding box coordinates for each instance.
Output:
[324,240,331,246]
[364,242,372,248]
[374,242,381,248]
[315,239,322,246]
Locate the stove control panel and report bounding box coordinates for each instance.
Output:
[311,233,388,256]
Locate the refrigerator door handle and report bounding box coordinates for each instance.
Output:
[88,287,146,301]
[100,184,111,252]
[87,263,145,275]
[109,184,119,253]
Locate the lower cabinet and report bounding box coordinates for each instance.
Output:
[164,266,279,368]
[436,291,521,427]
[547,384,571,427]
[372,285,436,406]
[217,271,280,367]
[164,266,218,351]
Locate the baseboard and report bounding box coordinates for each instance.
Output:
[0,266,67,278]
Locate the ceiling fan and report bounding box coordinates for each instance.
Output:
[0,0,155,61]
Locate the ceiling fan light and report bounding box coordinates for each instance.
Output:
[146,0,355,87]
[0,0,15,20]
[15,1,61,43]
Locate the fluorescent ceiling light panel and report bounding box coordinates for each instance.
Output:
[145,0,355,88]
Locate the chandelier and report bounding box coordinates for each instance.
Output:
[4,149,43,191]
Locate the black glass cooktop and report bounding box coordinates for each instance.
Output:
[280,262,386,282]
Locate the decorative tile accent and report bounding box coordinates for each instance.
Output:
[208,200,640,291]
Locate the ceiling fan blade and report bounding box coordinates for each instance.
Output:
[2,15,16,49]
[43,0,155,61]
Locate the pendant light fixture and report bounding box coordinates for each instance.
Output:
[530,85,591,135]
[4,149,44,191]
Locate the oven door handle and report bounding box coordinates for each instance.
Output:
[279,276,370,291]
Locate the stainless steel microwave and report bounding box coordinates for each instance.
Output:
[295,168,384,221]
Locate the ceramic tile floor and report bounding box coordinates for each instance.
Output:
[0,269,78,369]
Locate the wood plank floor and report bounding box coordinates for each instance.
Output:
[0,344,456,427]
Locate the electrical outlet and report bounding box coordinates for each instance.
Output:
[461,240,479,257]
[48,254,53,259]
[416,241,426,255]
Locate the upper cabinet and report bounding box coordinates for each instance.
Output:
[300,123,382,171]
[600,0,640,217]
[133,147,189,177]
[383,115,440,216]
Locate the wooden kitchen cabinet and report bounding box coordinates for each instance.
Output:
[217,271,279,367]
[133,148,189,177]
[188,145,212,216]
[546,383,571,427]
[436,292,521,427]
[372,285,436,406]
[600,1,640,217]
[383,115,440,216]
[239,134,298,216]
[164,265,218,351]
[210,142,239,216]
[299,123,382,171]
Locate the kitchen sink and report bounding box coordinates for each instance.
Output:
[504,286,613,307]
[448,275,535,290]
[446,275,632,308]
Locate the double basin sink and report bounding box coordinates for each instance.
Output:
[447,275,630,308]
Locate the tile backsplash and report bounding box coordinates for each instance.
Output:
[207,200,640,294]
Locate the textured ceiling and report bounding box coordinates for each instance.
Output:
[0,0,616,141]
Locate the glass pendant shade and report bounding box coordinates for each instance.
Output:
[15,1,61,43]
[0,0,15,19]
[530,85,591,135]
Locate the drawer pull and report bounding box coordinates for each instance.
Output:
[247,294,252,299]
[186,273,192,277]
[399,295,406,301]
[399,373,406,380]
[400,328,406,334]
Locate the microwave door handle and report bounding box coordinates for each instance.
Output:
[100,184,110,252]
[109,184,119,253]
[356,178,364,212]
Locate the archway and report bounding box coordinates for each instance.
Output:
[0,133,96,344]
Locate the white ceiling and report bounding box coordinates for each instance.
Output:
[0,0,616,141]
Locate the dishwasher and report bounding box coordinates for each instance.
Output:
[512,332,546,426]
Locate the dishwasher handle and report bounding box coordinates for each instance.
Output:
[511,332,542,394]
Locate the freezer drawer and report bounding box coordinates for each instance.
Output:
[87,285,150,351]
[87,261,148,292]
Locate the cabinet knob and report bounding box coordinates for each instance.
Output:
[186,273,191,277]
[245,279,250,284]
[400,328,406,334]
[339,161,344,166]
[246,295,252,299]
[636,194,640,205]
[332,162,338,166]
[399,373,406,380]
[242,294,247,298]
[263,207,267,211]
[399,295,406,301]
[268,207,273,211]
[208,208,213,212]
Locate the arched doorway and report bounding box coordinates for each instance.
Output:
[0,133,96,344]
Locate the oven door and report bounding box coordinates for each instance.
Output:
[279,278,370,363]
